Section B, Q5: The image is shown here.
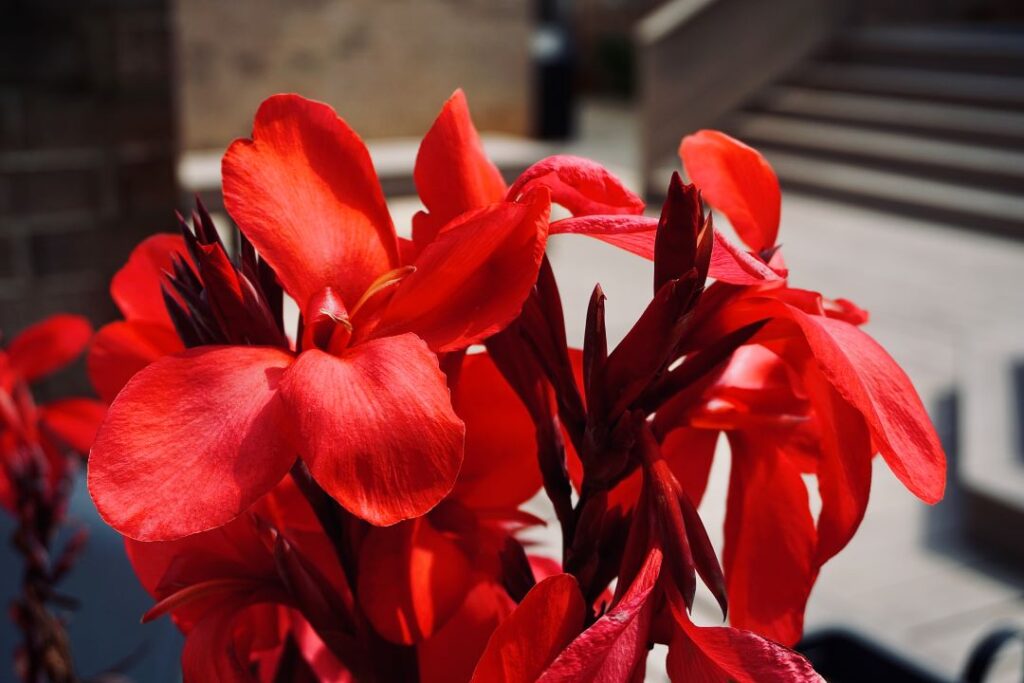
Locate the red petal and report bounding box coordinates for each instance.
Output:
[418,579,516,683]
[89,346,296,541]
[662,427,718,506]
[111,233,187,325]
[548,215,782,286]
[357,517,472,644]
[551,215,657,258]
[470,574,586,683]
[709,230,782,285]
[88,321,183,403]
[278,335,463,526]
[723,433,817,646]
[538,549,662,682]
[785,310,946,504]
[679,130,780,252]
[371,192,550,352]
[7,314,92,383]
[222,94,399,309]
[181,599,267,683]
[667,614,822,683]
[801,367,873,566]
[451,353,541,510]
[413,90,508,249]
[508,155,644,217]
[40,399,105,454]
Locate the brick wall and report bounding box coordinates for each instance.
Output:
[175,0,532,150]
[0,0,178,397]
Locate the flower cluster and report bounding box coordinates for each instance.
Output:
[84,91,945,681]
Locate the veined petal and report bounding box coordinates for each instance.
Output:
[8,314,92,383]
[451,353,541,510]
[507,155,644,216]
[89,346,297,541]
[278,335,464,526]
[470,574,585,683]
[88,321,183,403]
[680,130,780,252]
[222,94,399,309]
[111,233,187,324]
[357,517,472,644]
[785,309,946,504]
[413,89,507,249]
[372,191,551,352]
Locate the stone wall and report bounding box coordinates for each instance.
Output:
[175,0,532,150]
[0,0,178,395]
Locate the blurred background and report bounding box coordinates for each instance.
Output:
[1,0,1023,680]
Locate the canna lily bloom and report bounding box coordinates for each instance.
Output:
[0,315,105,510]
[355,352,544,647]
[89,93,554,541]
[644,129,947,645]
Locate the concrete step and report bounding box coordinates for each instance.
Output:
[724,112,1024,191]
[786,63,1024,110]
[830,24,1024,76]
[748,86,1024,148]
[754,149,1024,238]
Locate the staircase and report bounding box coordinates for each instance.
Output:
[718,24,1024,237]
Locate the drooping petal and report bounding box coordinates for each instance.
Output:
[538,549,662,682]
[723,433,817,646]
[413,89,508,249]
[88,321,183,403]
[89,346,297,541]
[7,314,92,383]
[451,353,541,510]
[680,130,780,252]
[551,214,657,258]
[357,517,472,644]
[549,215,782,286]
[181,599,271,683]
[222,94,399,309]
[783,308,946,504]
[470,574,586,683]
[111,233,188,324]
[278,335,463,526]
[800,366,873,566]
[39,398,105,454]
[666,610,823,683]
[371,192,551,352]
[507,155,644,217]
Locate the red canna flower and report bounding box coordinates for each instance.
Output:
[1,315,105,511]
[643,130,947,646]
[88,93,554,541]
